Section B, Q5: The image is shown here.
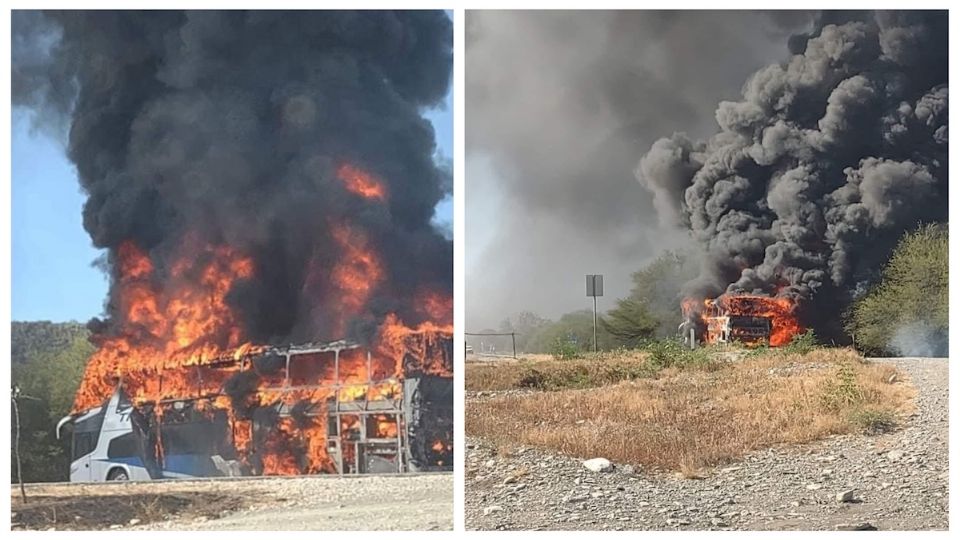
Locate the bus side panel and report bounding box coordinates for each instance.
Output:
[91,457,152,481]
[69,453,92,482]
[161,454,221,478]
[88,454,112,481]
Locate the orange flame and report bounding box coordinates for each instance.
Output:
[329,223,384,334]
[73,240,258,412]
[683,293,803,347]
[337,163,387,201]
[377,313,453,377]
[71,160,452,476]
[419,290,454,327]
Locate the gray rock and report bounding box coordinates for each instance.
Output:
[836,522,878,531]
[583,458,613,473]
[483,505,504,516]
[836,490,856,503]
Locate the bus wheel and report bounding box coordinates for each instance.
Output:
[107,468,129,481]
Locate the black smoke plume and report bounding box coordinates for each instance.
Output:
[465,11,815,329]
[637,11,947,340]
[13,10,452,345]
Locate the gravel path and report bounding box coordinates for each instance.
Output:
[141,474,453,531]
[14,473,452,531]
[465,357,948,531]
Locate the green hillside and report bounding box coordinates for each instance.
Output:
[10,321,93,482]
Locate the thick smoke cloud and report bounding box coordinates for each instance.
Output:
[466,11,813,329]
[638,11,947,339]
[13,10,453,344]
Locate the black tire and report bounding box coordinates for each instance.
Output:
[107,468,129,481]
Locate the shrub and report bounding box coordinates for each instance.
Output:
[550,337,582,360]
[517,369,547,390]
[643,339,712,370]
[847,224,948,356]
[848,407,898,435]
[782,329,819,355]
[515,361,653,391]
[821,360,865,410]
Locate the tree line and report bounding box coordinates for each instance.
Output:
[10,321,92,482]
[488,225,948,357]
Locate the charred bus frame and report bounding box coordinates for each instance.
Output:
[63,337,452,481]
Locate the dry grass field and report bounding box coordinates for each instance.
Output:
[466,347,914,477]
[466,349,652,391]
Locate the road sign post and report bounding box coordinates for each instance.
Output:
[586,274,603,353]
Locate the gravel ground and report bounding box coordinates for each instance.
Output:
[465,357,948,531]
[13,473,452,531]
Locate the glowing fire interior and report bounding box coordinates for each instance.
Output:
[682,294,802,347]
[72,162,452,476]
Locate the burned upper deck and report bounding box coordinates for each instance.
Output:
[118,334,452,477]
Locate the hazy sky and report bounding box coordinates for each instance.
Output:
[12,94,452,322]
[465,10,814,330]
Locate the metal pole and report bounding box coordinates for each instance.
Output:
[511,333,517,359]
[12,395,26,503]
[593,295,598,353]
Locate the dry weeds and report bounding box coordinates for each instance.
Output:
[465,350,652,392]
[466,348,914,476]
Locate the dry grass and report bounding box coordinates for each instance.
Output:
[465,350,653,392]
[466,348,914,476]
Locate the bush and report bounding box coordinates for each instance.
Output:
[821,360,865,410]
[515,360,654,391]
[517,369,548,390]
[847,224,948,356]
[781,329,819,355]
[550,337,582,360]
[643,339,712,370]
[848,407,898,435]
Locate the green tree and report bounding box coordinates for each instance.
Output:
[847,224,948,356]
[525,310,617,353]
[499,311,550,353]
[10,321,93,482]
[605,250,699,345]
[602,297,659,347]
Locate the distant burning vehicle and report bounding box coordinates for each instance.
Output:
[681,294,802,348]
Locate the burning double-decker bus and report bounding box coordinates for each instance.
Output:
[19,11,456,484]
[681,293,802,348]
[58,321,452,482]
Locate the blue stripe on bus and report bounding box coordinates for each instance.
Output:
[96,456,144,468]
[161,454,214,476]
[95,454,213,477]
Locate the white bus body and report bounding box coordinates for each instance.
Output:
[58,388,154,482]
[58,388,246,482]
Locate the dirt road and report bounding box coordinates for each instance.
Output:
[13,473,452,531]
[465,357,948,531]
